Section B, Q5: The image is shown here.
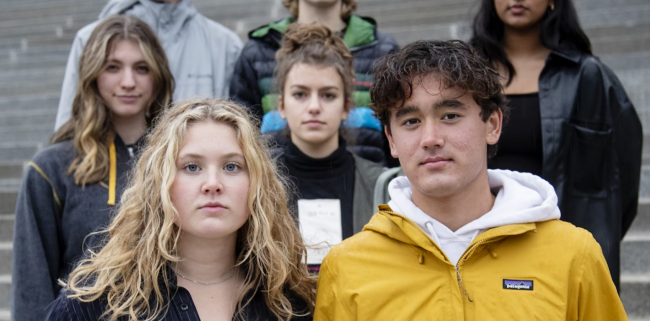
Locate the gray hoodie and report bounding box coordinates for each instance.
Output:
[54,0,243,130]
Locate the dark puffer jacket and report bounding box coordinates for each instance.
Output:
[230,15,399,166]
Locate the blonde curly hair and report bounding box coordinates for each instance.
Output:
[283,0,357,19]
[64,98,315,321]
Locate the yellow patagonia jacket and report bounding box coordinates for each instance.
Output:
[314,205,627,321]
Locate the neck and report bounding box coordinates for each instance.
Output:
[411,169,496,232]
[176,231,238,283]
[111,113,146,145]
[296,0,346,32]
[503,24,548,58]
[291,134,340,159]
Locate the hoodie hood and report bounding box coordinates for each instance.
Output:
[249,15,377,49]
[379,169,560,265]
[99,0,197,43]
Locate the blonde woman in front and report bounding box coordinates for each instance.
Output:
[45,98,315,321]
[11,15,174,320]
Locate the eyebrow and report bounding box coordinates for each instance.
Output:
[177,152,245,161]
[289,85,340,91]
[395,99,467,119]
[433,99,467,110]
[105,59,147,65]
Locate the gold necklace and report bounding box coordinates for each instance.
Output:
[175,269,237,286]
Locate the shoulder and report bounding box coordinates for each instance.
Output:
[374,29,399,52]
[46,289,105,321]
[353,154,386,180]
[534,220,602,256]
[195,14,243,46]
[30,141,76,173]
[239,36,278,62]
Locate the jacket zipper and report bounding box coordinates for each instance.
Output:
[387,210,501,303]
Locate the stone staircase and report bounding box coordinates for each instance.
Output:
[0,0,648,319]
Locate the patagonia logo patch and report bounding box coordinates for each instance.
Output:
[503,279,534,291]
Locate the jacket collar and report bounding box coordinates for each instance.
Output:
[549,49,582,64]
[367,205,540,263]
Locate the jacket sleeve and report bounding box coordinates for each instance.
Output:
[314,254,354,321]
[215,31,243,98]
[11,163,63,321]
[54,31,85,131]
[571,231,628,321]
[608,68,642,236]
[229,43,264,123]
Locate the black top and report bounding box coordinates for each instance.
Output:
[280,139,356,240]
[45,267,312,321]
[488,93,543,176]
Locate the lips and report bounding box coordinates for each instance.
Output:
[303,120,325,127]
[420,156,451,169]
[509,5,526,13]
[199,201,227,212]
[115,94,140,103]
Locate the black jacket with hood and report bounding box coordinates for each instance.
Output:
[522,50,642,289]
[11,135,143,321]
[230,15,399,166]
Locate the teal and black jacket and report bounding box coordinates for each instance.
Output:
[230,15,398,120]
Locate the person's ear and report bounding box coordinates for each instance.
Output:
[486,109,503,146]
[278,95,286,119]
[384,125,399,158]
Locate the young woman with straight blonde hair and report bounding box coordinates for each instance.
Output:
[12,15,174,320]
[45,98,315,321]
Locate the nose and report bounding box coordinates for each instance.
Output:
[202,168,223,194]
[307,93,322,115]
[120,68,136,89]
[420,121,444,150]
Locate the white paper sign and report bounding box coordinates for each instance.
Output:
[298,199,342,265]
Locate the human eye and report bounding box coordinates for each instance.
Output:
[322,92,337,100]
[182,163,201,173]
[135,65,150,73]
[292,91,306,99]
[105,64,119,72]
[223,162,241,172]
[402,118,420,126]
[442,114,460,121]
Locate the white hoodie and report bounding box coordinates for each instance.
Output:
[387,169,561,266]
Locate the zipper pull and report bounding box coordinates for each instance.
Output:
[456,266,474,302]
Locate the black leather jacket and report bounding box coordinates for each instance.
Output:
[538,50,642,289]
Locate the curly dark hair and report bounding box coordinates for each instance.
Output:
[370,40,508,157]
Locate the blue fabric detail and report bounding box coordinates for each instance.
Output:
[344,107,382,131]
[261,107,382,133]
[261,110,287,133]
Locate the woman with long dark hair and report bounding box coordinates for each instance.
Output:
[471,0,642,289]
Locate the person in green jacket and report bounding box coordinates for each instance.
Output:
[230,0,400,165]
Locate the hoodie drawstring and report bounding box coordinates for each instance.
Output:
[107,141,116,206]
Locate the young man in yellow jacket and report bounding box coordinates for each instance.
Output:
[313,40,628,320]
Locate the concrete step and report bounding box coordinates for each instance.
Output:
[621,274,650,319]
[0,110,56,128]
[0,126,52,145]
[0,243,10,277]
[622,233,650,275]
[0,144,42,163]
[0,94,59,114]
[0,215,14,243]
[629,199,650,234]
[0,192,18,216]
[0,275,8,311]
